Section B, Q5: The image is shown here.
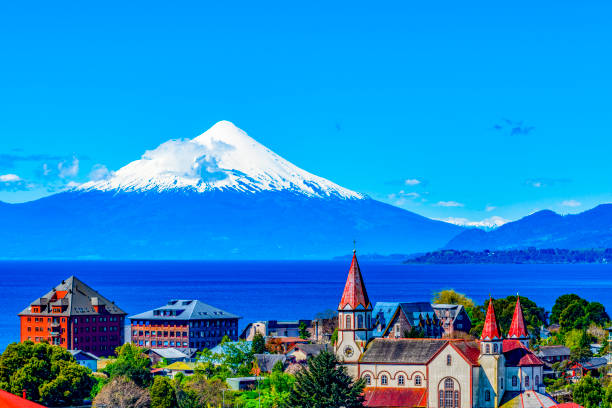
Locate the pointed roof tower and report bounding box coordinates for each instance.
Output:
[481,297,502,340]
[508,296,529,339]
[338,251,371,310]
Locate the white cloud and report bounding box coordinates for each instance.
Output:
[531,181,542,188]
[436,201,464,207]
[58,157,79,178]
[42,163,51,176]
[437,216,510,229]
[404,178,421,186]
[0,174,21,182]
[89,164,113,181]
[561,199,581,207]
[65,181,80,188]
[485,205,496,212]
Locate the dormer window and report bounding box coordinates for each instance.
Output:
[446,354,452,366]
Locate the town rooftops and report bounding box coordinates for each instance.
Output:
[129,299,240,321]
[146,347,198,360]
[503,340,544,367]
[254,354,286,372]
[372,302,400,337]
[0,389,48,408]
[18,276,126,317]
[536,345,570,358]
[397,302,439,327]
[364,387,427,408]
[360,339,447,364]
[572,357,608,370]
[69,349,99,361]
[481,298,502,340]
[339,252,371,310]
[499,390,558,408]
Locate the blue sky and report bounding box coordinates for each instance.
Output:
[1,1,611,226]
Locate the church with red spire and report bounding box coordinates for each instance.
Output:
[335,252,554,408]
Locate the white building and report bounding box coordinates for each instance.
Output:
[335,252,556,408]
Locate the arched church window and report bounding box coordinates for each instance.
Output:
[381,375,388,385]
[454,390,460,408]
[485,390,490,401]
[345,315,351,329]
[446,354,452,366]
[357,315,364,329]
[364,374,371,385]
[415,375,422,386]
[485,344,490,353]
[440,378,456,408]
[366,314,371,328]
[512,376,517,387]
[398,375,405,386]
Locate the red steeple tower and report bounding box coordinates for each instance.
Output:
[508,296,529,339]
[338,251,371,310]
[481,297,502,340]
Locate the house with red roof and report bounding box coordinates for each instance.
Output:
[334,251,556,408]
[0,390,47,408]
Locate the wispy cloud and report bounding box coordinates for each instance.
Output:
[493,119,535,136]
[561,199,581,207]
[388,190,421,206]
[525,178,571,188]
[88,164,113,181]
[0,174,21,182]
[437,216,509,229]
[485,205,496,212]
[0,173,30,191]
[436,200,464,207]
[404,178,421,186]
[58,157,79,178]
[0,153,67,170]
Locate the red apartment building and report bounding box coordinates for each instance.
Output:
[18,276,126,357]
[130,299,240,350]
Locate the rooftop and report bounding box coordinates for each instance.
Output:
[360,339,447,364]
[129,299,240,321]
[364,387,427,408]
[19,276,126,317]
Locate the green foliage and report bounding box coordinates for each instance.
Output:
[403,327,425,338]
[573,375,604,408]
[288,350,365,408]
[272,360,285,373]
[235,372,296,408]
[569,330,593,362]
[298,322,311,340]
[552,294,610,332]
[197,341,254,379]
[469,295,545,338]
[0,341,94,407]
[175,374,227,408]
[151,376,178,408]
[432,289,475,309]
[330,328,338,346]
[103,343,152,387]
[252,333,266,354]
[90,375,108,399]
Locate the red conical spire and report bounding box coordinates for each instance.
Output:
[338,251,371,310]
[508,295,529,338]
[481,297,502,340]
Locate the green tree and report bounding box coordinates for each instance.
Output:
[560,301,589,332]
[175,374,227,408]
[550,294,584,324]
[0,341,94,407]
[288,350,365,408]
[404,327,425,338]
[470,296,545,338]
[585,301,610,326]
[572,375,603,408]
[298,322,311,339]
[432,289,475,309]
[103,343,152,387]
[272,360,285,373]
[151,376,178,408]
[252,333,266,354]
[569,330,593,362]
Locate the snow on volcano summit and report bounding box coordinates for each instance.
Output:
[79,121,363,199]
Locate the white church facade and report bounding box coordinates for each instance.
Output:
[335,252,557,408]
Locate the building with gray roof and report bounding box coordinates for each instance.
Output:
[130,299,240,350]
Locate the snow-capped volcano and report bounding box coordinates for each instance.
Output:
[79,121,362,199]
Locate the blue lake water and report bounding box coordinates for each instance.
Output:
[1,260,611,351]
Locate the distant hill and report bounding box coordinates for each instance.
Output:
[445,204,612,250]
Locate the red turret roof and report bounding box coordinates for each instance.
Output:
[338,252,371,310]
[481,297,502,340]
[508,296,529,338]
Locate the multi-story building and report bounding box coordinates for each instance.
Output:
[372,301,444,339]
[130,299,240,350]
[18,276,126,357]
[240,319,313,340]
[432,303,472,337]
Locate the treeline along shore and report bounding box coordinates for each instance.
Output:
[406,248,612,264]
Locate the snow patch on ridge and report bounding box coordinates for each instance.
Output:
[79,121,363,199]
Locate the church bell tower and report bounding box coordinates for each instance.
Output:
[335,250,372,375]
[478,297,505,407]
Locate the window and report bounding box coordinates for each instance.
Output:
[398,375,405,386]
[345,315,351,329]
[364,375,371,385]
[394,324,400,338]
[485,390,490,401]
[366,315,371,328]
[444,378,454,389]
[415,375,422,386]
[454,391,459,408]
[357,315,364,329]
[535,375,539,386]
[446,355,452,366]
[493,344,498,353]
[485,344,490,353]
[381,375,388,385]
[525,376,529,387]
[512,376,517,387]
[457,323,463,329]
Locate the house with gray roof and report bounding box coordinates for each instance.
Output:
[431,303,472,336]
[130,300,240,350]
[372,302,443,339]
